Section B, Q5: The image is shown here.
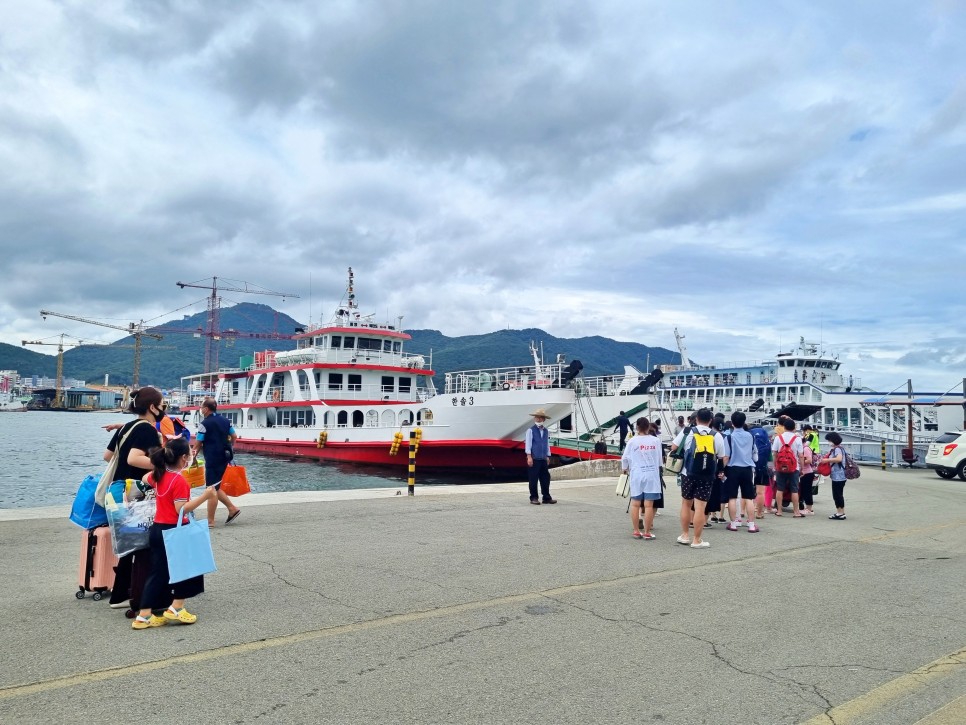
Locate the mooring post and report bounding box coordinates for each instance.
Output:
[408,430,416,496]
[881,439,887,470]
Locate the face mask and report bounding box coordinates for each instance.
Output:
[153,406,165,420]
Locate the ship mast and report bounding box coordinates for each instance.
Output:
[674,327,690,369]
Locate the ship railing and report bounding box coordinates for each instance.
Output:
[211,383,430,406]
[576,375,637,397]
[249,350,428,369]
[443,363,569,394]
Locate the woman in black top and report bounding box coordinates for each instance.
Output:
[105,387,165,610]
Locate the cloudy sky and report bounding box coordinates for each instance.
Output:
[2,1,965,392]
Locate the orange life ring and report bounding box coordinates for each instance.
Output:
[272,389,281,402]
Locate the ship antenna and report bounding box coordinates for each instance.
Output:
[347,267,356,312]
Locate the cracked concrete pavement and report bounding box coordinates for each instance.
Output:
[0,466,964,724]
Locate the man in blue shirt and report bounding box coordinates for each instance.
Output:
[525,408,556,505]
[192,398,242,526]
[725,412,760,532]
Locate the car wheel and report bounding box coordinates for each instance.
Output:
[958,461,966,481]
[936,468,957,479]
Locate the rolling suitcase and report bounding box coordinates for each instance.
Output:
[77,525,118,600]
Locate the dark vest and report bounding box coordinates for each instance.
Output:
[201,413,232,462]
[529,424,549,459]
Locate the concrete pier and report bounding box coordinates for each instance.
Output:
[0,467,964,724]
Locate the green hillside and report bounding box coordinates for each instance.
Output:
[1,305,680,388]
[406,328,679,380]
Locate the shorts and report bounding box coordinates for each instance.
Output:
[630,491,663,502]
[205,462,227,488]
[754,465,769,487]
[774,470,800,495]
[680,475,713,502]
[724,466,756,500]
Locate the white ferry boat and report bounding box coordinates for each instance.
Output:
[180,270,575,473]
[555,332,965,454]
[0,371,28,412]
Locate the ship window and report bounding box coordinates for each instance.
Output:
[755,388,764,397]
[417,408,434,424]
[348,374,362,392]
[804,360,816,367]
[343,336,355,350]
[337,411,348,427]
[399,377,412,394]
[393,342,401,353]
[331,336,341,349]
[383,340,392,352]
[358,338,381,351]
[324,411,334,427]
[400,408,414,425]
[328,373,343,391]
[381,410,395,426]
[365,410,378,427]
[381,376,394,393]
[352,410,364,427]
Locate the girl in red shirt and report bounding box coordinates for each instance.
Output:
[132,438,214,630]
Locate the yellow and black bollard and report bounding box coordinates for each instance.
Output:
[881,440,887,470]
[408,430,417,496]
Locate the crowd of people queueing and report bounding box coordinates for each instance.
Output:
[621,408,849,545]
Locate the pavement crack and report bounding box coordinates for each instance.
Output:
[218,540,361,612]
[544,594,839,717]
[354,616,514,677]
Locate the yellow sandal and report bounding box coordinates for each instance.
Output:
[162,607,197,624]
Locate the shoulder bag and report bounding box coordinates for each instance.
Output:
[94,420,153,506]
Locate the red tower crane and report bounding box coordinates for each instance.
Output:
[175,277,300,373]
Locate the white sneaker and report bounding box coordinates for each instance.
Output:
[726,520,741,531]
[109,600,130,609]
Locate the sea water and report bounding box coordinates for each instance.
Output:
[0,411,472,509]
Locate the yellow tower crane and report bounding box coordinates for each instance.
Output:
[21,334,83,408]
[39,310,163,387]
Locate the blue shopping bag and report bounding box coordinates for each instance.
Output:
[162,512,217,584]
[72,479,130,530]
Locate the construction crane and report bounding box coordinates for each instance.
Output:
[22,334,83,408]
[175,277,300,373]
[39,310,164,387]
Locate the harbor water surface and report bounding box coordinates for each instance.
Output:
[0,411,479,509]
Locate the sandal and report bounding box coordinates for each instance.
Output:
[163,607,198,624]
[226,509,242,525]
[773,511,782,517]
[132,614,167,630]
[632,531,644,539]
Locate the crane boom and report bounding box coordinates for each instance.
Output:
[39,309,163,387]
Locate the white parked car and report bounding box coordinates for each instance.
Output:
[925,431,966,480]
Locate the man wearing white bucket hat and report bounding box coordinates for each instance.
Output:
[525,408,556,505]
